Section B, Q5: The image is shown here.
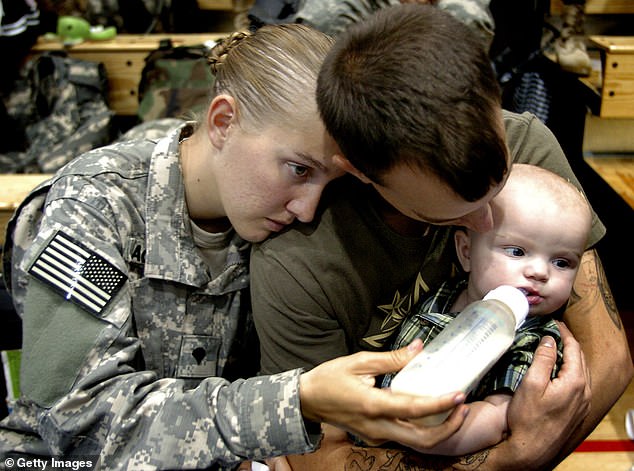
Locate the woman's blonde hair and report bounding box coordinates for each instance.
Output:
[208,24,334,130]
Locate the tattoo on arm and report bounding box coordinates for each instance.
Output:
[344,447,490,470]
[569,250,621,329]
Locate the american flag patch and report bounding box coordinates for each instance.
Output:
[29,231,127,316]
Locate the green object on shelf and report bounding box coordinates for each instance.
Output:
[2,349,21,401]
[56,16,117,45]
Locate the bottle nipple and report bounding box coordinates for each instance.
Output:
[483,285,529,328]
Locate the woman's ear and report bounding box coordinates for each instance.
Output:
[454,229,472,272]
[207,95,236,149]
[333,155,372,184]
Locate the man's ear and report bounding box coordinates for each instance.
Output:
[207,95,236,149]
[333,155,372,184]
[454,228,472,272]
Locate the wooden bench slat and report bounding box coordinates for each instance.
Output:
[0,174,53,246]
[588,36,634,118]
[31,33,228,53]
[590,36,634,55]
[196,0,233,10]
[551,0,634,15]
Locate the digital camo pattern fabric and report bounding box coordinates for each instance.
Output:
[0,123,317,470]
[0,53,114,173]
[115,117,185,142]
[249,0,494,47]
[436,0,494,48]
[136,41,215,122]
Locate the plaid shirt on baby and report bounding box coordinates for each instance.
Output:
[384,278,563,401]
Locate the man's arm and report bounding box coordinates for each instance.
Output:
[554,249,633,462]
[282,332,588,471]
[288,424,499,471]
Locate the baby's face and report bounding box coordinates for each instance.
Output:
[464,200,587,316]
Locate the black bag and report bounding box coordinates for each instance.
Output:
[247,0,302,27]
[137,38,215,123]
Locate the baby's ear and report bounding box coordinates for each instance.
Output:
[454,228,472,272]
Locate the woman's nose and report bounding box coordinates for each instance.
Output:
[286,186,323,223]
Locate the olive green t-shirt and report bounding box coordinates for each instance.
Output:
[251,111,606,375]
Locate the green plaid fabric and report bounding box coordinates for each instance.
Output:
[384,278,563,400]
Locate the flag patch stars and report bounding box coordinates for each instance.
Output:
[29,231,127,316]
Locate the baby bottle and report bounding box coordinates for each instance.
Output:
[390,285,529,426]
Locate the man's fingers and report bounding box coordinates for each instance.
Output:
[555,321,592,411]
[523,335,558,392]
[556,321,585,377]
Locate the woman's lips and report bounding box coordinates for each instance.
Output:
[265,218,289,232]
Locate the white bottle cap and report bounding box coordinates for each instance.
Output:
[483,285,529,329]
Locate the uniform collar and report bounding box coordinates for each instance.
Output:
[143,123,249,292]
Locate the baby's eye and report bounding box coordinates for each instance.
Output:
[288,163,309,178]
[503,246,525,257]
[553,259,571,269]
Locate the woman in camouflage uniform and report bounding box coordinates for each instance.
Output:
[0,24,466,470]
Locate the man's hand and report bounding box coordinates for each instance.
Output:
[502,324,591,469]
[299,339,469,450]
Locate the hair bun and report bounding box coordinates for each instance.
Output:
[208,30,252,75]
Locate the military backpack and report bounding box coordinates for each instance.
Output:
[0,52,114,173]
[137,38,215,123]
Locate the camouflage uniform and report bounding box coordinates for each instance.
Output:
[256,0,494,48]
[435,0,494,48]
[0,123,318,470]
[0,53,114,173]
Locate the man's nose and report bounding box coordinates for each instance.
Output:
[458,204,494,233]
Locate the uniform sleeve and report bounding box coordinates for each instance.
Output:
[250,237,350,376]
[504,111,606,248]
[9,178,318,469]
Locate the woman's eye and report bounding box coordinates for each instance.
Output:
[288,163,309,178]
[503,246,525,257]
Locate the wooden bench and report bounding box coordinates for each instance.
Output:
[548,3,634,118]
[551,0,634,15]
[30,33,229,116]
[197,0,233,10]
[584,156,634,210]
[587,36,634,118]
[0,174,52,247]
[576,36,634,212]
